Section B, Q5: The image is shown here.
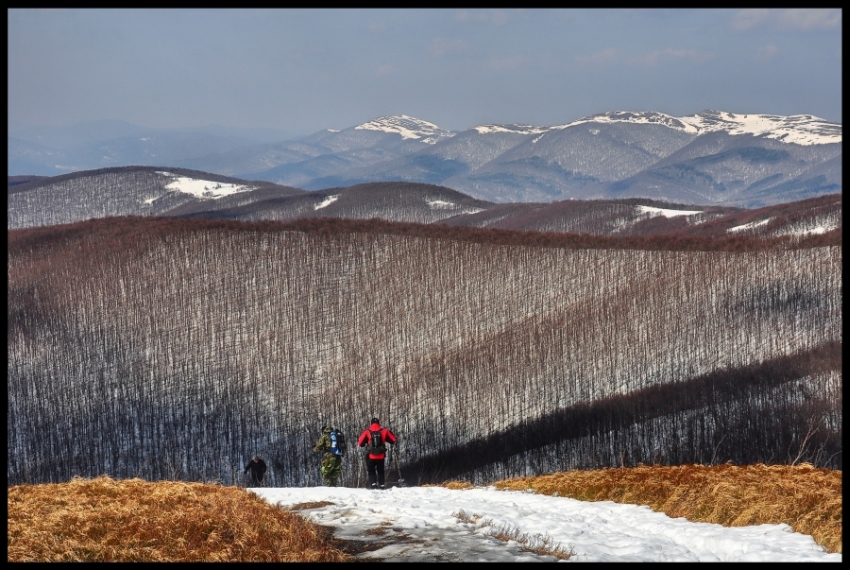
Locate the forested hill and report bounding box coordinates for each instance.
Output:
[8,168,842,243]
[7,216,842,486]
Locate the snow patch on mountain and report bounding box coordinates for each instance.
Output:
[636,205,703,218]
[679,111,841,146]
[473,124,550,135]
[426,198,486,215]
[723,215,839,237]
[355,115,454,144]
[426,199,457,209]
[315,195,339,209]
[775,217,840,237]
[728,218,771,233]
[156,171,256,199]
[610,204,706,233]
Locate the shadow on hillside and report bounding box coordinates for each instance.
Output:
[400,342,841,485]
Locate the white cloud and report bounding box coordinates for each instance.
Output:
[732,9,841,32]
[754,44,779,63]
[576,47,714,68]
[575,47,619,67]
[455,9,512,26]
[487,55,524,72]
[629,48,714,67]
[375,64,395,77]
[490,9,508,26]
[777,9,841,31]
[428,37,469,57]
[730,8,771,32]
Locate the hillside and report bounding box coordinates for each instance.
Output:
[7,168,842,242]
[6,166,305,230]
[8,216,841,487]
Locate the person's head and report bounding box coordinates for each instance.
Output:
[252,455,259,462]
[322,425,332,434]
[371,417,380,425]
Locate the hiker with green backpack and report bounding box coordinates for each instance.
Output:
[357,417,397,489]
[313,426,345,486]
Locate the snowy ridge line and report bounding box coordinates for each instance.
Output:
[354,110,840,146]
[549,110,841,145]
[472,124,550,135]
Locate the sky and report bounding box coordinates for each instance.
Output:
[8,9,842,138]
[249,485,841,562]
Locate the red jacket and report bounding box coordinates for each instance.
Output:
[357,422,397,460]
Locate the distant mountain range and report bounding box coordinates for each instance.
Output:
[8,111,841,208]
[7,166,841,243]
[8,120,301,177]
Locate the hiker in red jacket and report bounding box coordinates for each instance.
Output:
[357,417,397,489]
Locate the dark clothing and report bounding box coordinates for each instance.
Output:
[357,422,397,487]
[244,458,267,486]
[365,457,387,488]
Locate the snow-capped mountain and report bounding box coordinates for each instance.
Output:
[9,111,841,208]
[354,115,454,144]
[292,110,840,207]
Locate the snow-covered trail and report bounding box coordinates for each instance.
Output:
[250,486,840,562]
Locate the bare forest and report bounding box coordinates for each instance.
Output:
[7,216,842,487]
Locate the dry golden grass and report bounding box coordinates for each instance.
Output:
[439,480,475,490]
[492,463,841,554]
[9,465,841,561]
[7,476,353,562]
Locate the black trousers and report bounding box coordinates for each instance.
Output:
[366,457,386,486]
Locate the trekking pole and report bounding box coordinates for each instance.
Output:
[393,438,405,487]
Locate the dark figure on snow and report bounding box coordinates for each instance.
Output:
[313,426,343,486]
[357,417,397,489]
[244,455,267,487]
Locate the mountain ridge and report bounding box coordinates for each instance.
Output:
[9,110,841,207]
[7,166,841,244]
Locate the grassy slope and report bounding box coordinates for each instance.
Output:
[493,463,842,554]
[8,464,841,561]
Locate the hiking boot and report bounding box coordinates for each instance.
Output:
[380,484,386,490]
